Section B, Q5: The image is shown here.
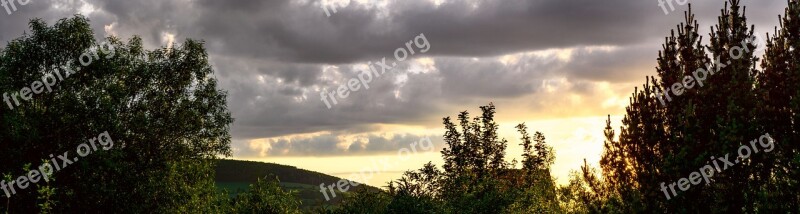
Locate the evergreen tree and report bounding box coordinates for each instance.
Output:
[755,0,800,211]
[587,1,794,213]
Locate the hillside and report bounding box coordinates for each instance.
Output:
[214,159,380,208]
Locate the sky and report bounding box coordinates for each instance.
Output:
[0,0,790,187]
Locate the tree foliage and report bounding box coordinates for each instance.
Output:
[578,0,800,213]
[230,176,303,214]
[0,16,233,213]
[333,103,562,213]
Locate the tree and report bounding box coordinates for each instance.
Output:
[586,0,800,213]
[0,16,233,212]
[755,0,800,211]
[231,176,302,214]
[336,103,563,213]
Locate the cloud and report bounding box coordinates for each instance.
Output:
[0,0,791,157]
[62,0,786,63]
[236,132,443,157]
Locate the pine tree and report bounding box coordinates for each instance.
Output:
[592,1,771,212]
[755,0,800,211]
[702,1,760,211]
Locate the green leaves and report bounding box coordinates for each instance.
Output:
[0,16,233,212]
[232,177,302,214]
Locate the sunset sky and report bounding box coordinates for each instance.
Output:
[0,0,789,186]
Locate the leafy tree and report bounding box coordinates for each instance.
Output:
[0,16,233,212]
[326,188,391,214]
[436,104,517,213]
[507,123,559,213]
[335,104,562,213]
[231,176,302,214]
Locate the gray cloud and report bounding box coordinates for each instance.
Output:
[73,0,784,63]
[0,0,85,43]
[1,0,788,62]
[0,0,792,157]
[235,133,443,158]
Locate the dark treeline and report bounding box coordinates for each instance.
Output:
[1,0,799,213]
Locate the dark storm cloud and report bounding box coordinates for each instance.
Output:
[224,44,661,142]
[0,0,791,157]
[1,0,789,64]
[0,0,86,43]
[222,57,447,139]
[561,44,660,83]
[75,0,686,64]
[436,57,549,99]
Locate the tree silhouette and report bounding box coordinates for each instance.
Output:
[754,0,800,211]
[334,103,561,213]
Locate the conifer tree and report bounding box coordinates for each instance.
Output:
[756,0,800,211]
[590,1,772,212]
